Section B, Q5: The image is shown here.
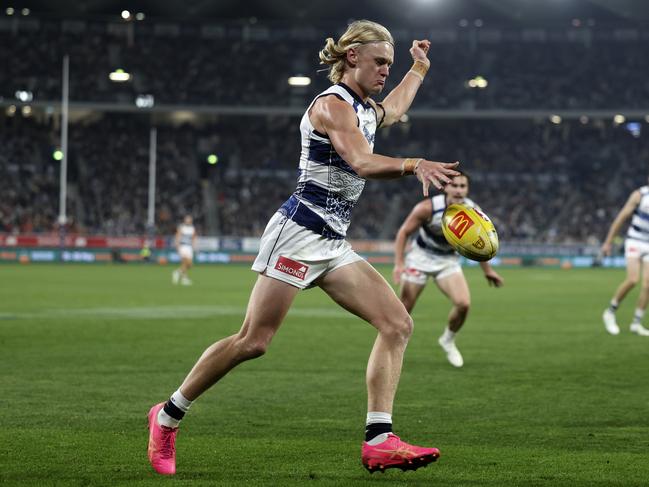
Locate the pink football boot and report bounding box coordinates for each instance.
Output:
[362,433,440,473]
[147,403,178,475]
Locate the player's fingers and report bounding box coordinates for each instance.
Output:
[422,178,431,196]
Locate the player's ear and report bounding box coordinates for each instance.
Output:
[346,48,358,68]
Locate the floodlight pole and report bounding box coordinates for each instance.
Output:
[58,55,70,249]
[147,127,157,233]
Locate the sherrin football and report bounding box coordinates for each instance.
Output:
[441,204,499,262]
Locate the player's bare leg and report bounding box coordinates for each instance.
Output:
[604,257,640,335]
[630,260,649,336]
[180,275,299,398]
[435,272,470,367]
[399,281,426,314]
[147,275,299,475]
[318,260,440,472]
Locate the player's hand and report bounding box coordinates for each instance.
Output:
[600,242,612,256]
[409,40,431,67]
[415,160,460,196]
[392,264,404,285]
[485,271,504,288]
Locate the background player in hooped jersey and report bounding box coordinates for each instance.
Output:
[392,171,503,367]
[601,183,649,336]
[172,215,197,286]
[147,20,461,475]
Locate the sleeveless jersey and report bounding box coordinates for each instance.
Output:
[279,82,377,239]
[415,195,477,255]
[627,186,649,242]
[178,224,195,246]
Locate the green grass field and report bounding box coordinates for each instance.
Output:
[1,263,648,486]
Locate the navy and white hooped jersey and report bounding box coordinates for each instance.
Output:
[178,224,195,246]
[279,82,378,240]
[415,195,477,255]
[627,186,649,242]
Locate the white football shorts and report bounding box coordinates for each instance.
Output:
[178,245,194,260]
[252,212,363,289]
[625,238,649,262]
[401,244,462,286]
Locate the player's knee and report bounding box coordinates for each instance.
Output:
[235,334,271,360]
[456,299,470,314]
[377,313,413,342]
[627,275,640,286]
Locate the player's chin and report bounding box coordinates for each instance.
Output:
[370,84,384,95]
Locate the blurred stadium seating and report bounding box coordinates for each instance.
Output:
[2,13,649,245]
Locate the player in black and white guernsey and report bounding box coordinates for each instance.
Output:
[172,215,196,286]
[393,172,503,367]
[147,20,461,476]
[601,183,649,336]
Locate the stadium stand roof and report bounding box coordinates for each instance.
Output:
[10,0,649,26]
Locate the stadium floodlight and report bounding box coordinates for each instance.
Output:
[135,12,145,20]
[135,94,155,108]
[613,114,626,125]
[21,8,29,16]
[21,105,32,117]
[15,90,33,102]
[6,105,16,116]
[53,150,64,161]
[207,154,219,165]
[121,10,131,20]
[288,76,311,86]
[579,115,589,124]
[550,115,562,124]
[6,7,14,15]
[109,69,131,82]
[466,76,488,89]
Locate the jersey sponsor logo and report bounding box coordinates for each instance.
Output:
[448,211,475,239]
[275,256,308,280]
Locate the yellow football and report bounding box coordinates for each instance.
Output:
[441,204,499,262]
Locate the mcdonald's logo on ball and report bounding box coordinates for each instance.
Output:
[442,204,499,262]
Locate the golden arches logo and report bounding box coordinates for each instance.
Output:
[448,211,475,239]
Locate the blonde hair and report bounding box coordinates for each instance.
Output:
[319,20,394,84]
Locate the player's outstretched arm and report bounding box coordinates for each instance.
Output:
[601,190,641,255]
[479,261,504,287]
[393,200,432,284]
[376,40,430,128]
[312,96,459,192]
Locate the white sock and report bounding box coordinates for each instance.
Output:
[158,408,180,428]
[366,411,392,426]
[365,412,392,445]
[157,389,193,428]
[170,389,193,412]
[441,327,456,343]
[633,308,645,324]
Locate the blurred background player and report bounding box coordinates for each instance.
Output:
[392,172,503,367]
[601,182,649,336]
[172,215,196,286]
[147,20,461,476]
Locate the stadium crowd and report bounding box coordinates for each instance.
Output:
[2,18,649,109]
[1,112,647,244]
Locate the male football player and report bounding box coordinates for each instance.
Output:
[147,19,460,476]
[601,183,649,336]
[172,215,196,286]
[393,172,503,367]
